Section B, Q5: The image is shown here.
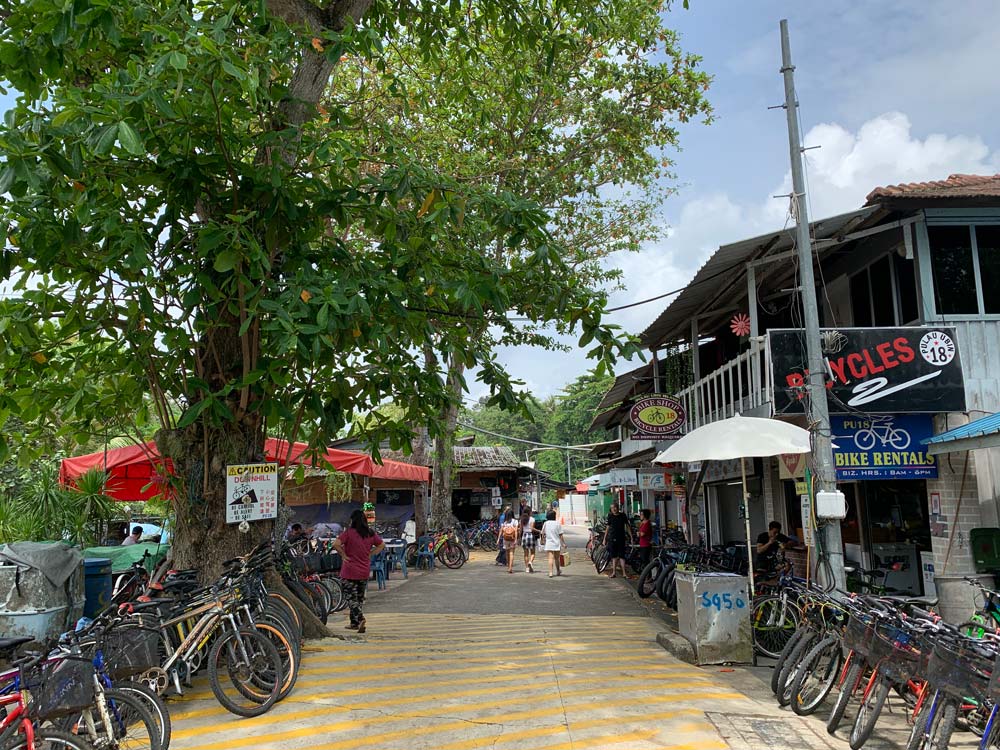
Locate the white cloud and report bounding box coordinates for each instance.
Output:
[489,112,1000,399]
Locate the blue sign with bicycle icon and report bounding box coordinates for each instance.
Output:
[831,414,937,480]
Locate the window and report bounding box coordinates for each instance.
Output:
[849,271,872,326]
[978,226,1000,315]
[894,254,919,323]
[929,226,977,314]
[869,256,895,326]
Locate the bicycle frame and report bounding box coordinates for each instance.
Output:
[0,691,33,748]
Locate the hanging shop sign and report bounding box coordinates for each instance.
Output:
[609,468,638,486]
[830,414,937,480]
[638,470,670,491]
[226,463,279,524]
[629,396,686,440]
[702,458,758,484]
[778,453,807,480]
[769,327,966,415]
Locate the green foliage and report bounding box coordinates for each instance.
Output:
[0,0,648,476]
[0,465,124,546]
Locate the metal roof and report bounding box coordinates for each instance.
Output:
[588,404,631,433]
[453,446,520,471]
[922,413,1000,454]
[640,206,881,348]
[595,361,655,411]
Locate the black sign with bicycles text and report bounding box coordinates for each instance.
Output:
[769,327,966,415]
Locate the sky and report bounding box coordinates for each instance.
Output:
[3,2,1000,403]
[485,0,1000,400]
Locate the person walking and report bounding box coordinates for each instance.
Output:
[332,509,385,633]
[637,508,653,570]
[520,511,537,573]
[495,505,512,566]
[541,510,565,578]
[498,511,520,574]
[603,503,632,579]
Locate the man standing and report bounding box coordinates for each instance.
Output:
[755,521,791,577]
[121,526,142,546]
[603,503,632,579]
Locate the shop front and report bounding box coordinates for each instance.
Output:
[701,458,765,552]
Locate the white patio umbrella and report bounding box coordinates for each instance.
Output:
[653,415,811,594]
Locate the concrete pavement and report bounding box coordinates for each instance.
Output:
[164,528,967,749]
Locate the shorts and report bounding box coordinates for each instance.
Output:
[521,534,536,550]
[609,537,627,558]
[503,538,517,550]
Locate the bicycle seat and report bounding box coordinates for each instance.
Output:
[0,636,35,654]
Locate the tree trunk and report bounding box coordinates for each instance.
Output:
[429,356,464,529]
[409,425,429,537]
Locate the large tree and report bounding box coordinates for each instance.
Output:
[334,0,711,525]
[0,0,642,624]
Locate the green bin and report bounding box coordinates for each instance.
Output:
[970,528,1000,573]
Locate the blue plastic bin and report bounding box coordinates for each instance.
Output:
[83,558,113,618]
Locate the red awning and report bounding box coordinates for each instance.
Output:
[60,438,426,501]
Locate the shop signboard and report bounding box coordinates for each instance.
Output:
[609,468,638,486]
[226,463,279,524]
[638,470,669,491]
[629,396,686,440]
[778,453,807,480]
[830,414,938,480]
[769,327,966,414]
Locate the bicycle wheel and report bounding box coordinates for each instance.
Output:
[752,596,800,658]
[928,699,958,750]
[438,542,466,569]
[771,627,808,694]
[636,560,663,598]
[907,695,934,750]
[7,728,97,750]
[113,680,171,750]
[828,658,863,735]
[322,577,346,613]
[267,592,302,634]
[776,632,817,707]
[208,628,282,717]
[849,670,891,749]
[65,687,161,750]
[251,619,299,701]
[791,635,843,716]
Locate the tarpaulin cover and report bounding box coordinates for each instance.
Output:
[82,543,169,573]
[61,439,426,502]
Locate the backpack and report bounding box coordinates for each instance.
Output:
[502,523,517,541]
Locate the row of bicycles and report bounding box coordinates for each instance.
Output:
[769,577,1000,750]
[0,540,307,750]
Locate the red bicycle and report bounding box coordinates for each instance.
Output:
[0,642,95,750]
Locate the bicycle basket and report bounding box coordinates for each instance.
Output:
[843,613,874,658]
[23,655,95,721]
[102,625,161,679]
[989,649,1000,700]
[873,621,922,683]
[926,639,992,700]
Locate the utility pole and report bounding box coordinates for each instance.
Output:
[779,19,845,591]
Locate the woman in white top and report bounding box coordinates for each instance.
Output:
[541,510,565,578]
[497,513,520,574]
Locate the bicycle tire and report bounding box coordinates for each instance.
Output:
[752,595,801,658]
[71,687,161,750]
[771,627,808,694]
[849,670,891,749]
[208,628,282,717]
[928,699,958,750]
[438,542,466,569]
[267,592,302,634]
[6,728,98,750]
[251,620,299,701]
[302,580,330,623]
[828,658,863,735]
[636,560,663,598]
[776,632,817,707]
[906,694,934,750]
[113,680,172,750]
[791,635,843,716]
[324,577,346,613]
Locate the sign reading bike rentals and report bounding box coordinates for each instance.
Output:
[769,327,966,414]
[226,462,279,524]
[628,396,686,440]
[831,414,937,480]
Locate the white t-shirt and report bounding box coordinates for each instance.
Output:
[542,520,563,551]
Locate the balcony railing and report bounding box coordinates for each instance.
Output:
[675,341,771,431]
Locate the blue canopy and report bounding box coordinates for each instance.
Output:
[922,413,1000,454]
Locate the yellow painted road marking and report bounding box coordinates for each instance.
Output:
[528,728,659,750]
[171,671,713,727]
[182,690,745,750]
[434,708,706,750]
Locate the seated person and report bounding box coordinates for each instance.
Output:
[755,521,792,577]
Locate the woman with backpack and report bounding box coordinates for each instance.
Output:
[498,511,520,574]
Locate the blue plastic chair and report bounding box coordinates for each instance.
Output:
[415,535,435,570]
[386,540,408,579]
[371,550,387,590]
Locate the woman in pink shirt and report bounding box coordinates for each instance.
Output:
[332,509,385,633]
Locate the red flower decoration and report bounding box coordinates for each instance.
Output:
[730,313,751,337]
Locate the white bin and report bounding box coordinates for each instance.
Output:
[675,569,753,665]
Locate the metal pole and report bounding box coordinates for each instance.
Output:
[779,19,844,591]
[741,458,755,596]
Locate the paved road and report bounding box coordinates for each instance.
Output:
[169,530,960,750]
